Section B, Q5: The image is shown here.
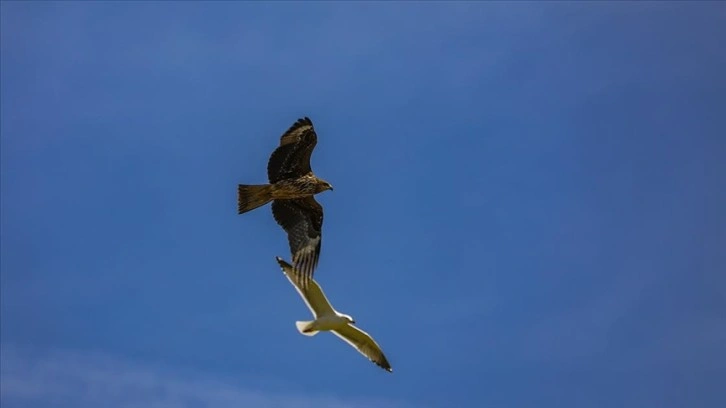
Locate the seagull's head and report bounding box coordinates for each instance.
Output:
[341,313,355,325]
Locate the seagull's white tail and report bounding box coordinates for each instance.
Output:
[295,321,318,336]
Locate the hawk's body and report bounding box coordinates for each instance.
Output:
[271,174,331,198]
[237,117,332,285]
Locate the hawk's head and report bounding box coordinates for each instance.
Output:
[315,179,334,193]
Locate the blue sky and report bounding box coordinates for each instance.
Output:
[1,1,724,407]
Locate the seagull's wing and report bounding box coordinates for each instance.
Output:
[332,323,393,372]
[275,256,334,318]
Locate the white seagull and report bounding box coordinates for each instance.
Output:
[275,256,392,372]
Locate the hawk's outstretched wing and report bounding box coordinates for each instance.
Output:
[271,196,322,285]
[267,117,318,183]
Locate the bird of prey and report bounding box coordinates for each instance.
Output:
[237,117,333,286]
[275,256,393,373]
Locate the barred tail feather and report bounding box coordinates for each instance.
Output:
[296,320,318,336]
[237,184,273,214]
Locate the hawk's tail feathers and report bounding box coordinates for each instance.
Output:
[237,184,273,214]
[295,321,318,336]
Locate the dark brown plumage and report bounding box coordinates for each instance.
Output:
[237,117,332,286]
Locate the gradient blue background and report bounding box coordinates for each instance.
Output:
[1,2,724,407]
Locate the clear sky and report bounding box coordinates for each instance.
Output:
[1,1,724,407]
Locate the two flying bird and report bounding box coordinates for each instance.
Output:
[237,117,392,373]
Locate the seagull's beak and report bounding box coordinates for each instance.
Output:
[328,184,334,191]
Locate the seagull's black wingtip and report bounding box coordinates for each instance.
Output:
[275,256,290,271]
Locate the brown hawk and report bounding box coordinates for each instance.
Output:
[237,117,333,286]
